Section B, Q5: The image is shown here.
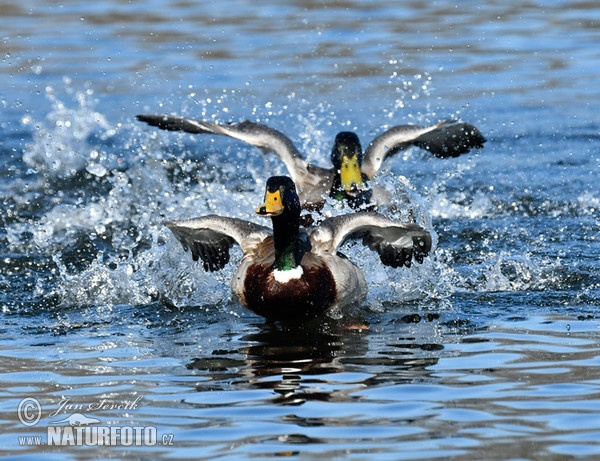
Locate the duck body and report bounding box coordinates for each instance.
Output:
[165,176,431,321]
[236,248,365,320]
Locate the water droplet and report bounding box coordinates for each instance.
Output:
[86,162,107,177]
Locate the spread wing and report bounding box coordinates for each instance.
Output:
[164,215,270,272]
[137,115,311,186]
[310,212,432,268]
[136,114,215,134]
[361,120,486,178]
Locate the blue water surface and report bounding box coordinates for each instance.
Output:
[1,1,599,459]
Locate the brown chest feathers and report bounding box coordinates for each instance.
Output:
[243,263,337,320]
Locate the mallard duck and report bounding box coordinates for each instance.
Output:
[165,176,432,321]
[137,114,485,209]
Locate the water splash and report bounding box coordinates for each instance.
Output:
[21,86,119,178]
[4,85,586,317]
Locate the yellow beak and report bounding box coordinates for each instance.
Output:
[340,154,363,193]
[256,190,284,216]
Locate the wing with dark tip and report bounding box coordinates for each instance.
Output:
[310,212,432,268]
[164,215,270,272]
[361,120,486,178]
[412,120,486,158]
[136,114,215,134]
[137,115,311,185]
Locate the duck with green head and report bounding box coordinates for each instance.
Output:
[137,115,485,213]
[329,131,373,209]
[165,176,432,321]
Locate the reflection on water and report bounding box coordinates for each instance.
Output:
[189,323,364,406]
[185,311,462,409]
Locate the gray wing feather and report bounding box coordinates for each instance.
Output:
[311,212,432,268]
[137,115,310,185]
[164,215,270,272]
[361,120,486,178]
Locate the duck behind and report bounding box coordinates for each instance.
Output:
[138,114,485,213]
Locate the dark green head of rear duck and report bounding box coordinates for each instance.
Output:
[330,132,372,208]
